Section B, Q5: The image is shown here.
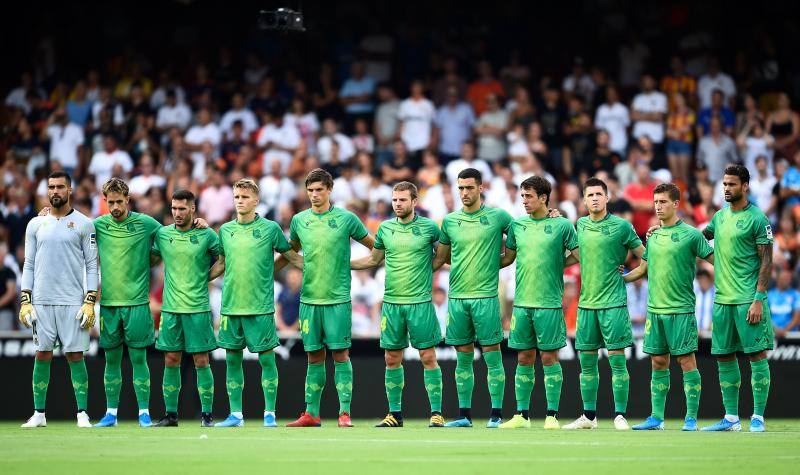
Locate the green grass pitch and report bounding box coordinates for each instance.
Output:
[2,419,799,474]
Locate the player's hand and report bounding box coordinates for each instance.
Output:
[193,218,209,229]
[746,299,763,324]
[618,265,625,275]
[75,291,97,329]
[646,224,660,239]
[38,207,51,217]
[547,208,562,218]
[18,291,37,329]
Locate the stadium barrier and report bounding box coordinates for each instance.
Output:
[1,334,798,420]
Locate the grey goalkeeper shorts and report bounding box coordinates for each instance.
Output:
[32,304,88,352]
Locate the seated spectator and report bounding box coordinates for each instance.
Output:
[219,92,259,138]
[768,268,800,336]
[694,269,715,333]
[88,133,133,189]
[256,107,301,173]
[128,153,166,200]
[155,90,191,133]
[316,118,355,165]
[276,268,302,333]
[198,167,234,226]
[594,85,630,156]
[697,116,738,183]
[737,118,775,176]
[697,57,736,109]
[697,89,735,137]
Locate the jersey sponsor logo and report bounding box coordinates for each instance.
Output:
[544,224,553,234]
[412,226,421,236]
[479,216,490,226]
[127,223,136,232]
[253,229,262,239]
[90,233,97,249]
[766,225,773,239]
[190,235,199,245]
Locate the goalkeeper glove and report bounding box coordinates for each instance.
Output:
[75,291,97,329]
[19,290,37,329]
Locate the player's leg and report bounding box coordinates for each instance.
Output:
[502,306,535,429]
[405,301,444,427]
[184,311,217,426]
[287,303,324,426]
[666,313,701,431]
[377,303,407,427]
[155,311,184,427]
[419,347,444,427]
[122,304,156,426]
[192,351,215,427]
[535,308,567,429]
[216,314,246,427]
[599,306,634,428]
[703,303,743,431]
[564,308,601,429]
[737,297,773,432]
[61,304,91,428]
[473,297,505,427]
[444,298,475,427]
[96,306,123,427]
[634,313,669,430]
[128,346,151,427]
[676,352,701,431]
[747,351,770,432]
[242,313,281,427]
[22,304,57,428]
[323,302,354,426]
[65,351,91,427]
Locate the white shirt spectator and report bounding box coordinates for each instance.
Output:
[150,86,186,110]
[331,176,357,207]
[475,109,509,162]
[156,102,192,131]
[185,122,222,180]
[698,72,737,109]
[257,173,296,222]
[594,102,631,154]
[285,112,320,155]
[741,136,774,177]
[46,123,84,170]
[91,101,125,128]
[445,158,493,186]
[420,183,451,222]
[631,91,667,143]
[129,174,166,197]
[316,134,356,164]
[562,74,596,103]
[434,102,476,157]
[199,185,234,225]
[219,107,259,137]
[398,97,436,152]
[88,149,134,189]
[256,122,302,172]
[750,174,777,217]
[368,182,393,208]
[695,281,715,332]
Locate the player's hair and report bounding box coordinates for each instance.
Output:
[653,182,681,201]
[582,177,608,196]
[101,177,129,197]
[724,164,750,184]
[457,167,482,185]
[392,181,418,200]
[305,168,334,189]
[48,170,71,187]
[233,178,260,195]
[520,175,551,205]
[172,189,196,204]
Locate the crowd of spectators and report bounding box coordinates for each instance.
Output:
[2,26,800,338]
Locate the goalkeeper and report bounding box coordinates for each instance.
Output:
[20,171,98,429]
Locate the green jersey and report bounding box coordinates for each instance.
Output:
[506,215,578,308]
[290,206,368,305]
[219,216,291,315]
[706,203,773,304]
[643,220,713,314]
[577,213,642,309]
[440,204,513,299]
[152,225,220,313]
[374,215,440,304]
[94,212,161,306]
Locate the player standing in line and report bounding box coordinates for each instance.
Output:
[351,181,445,428]
[151,190,221,427]
[209,179,303,428]
[281,168,374,428]
[624,183,714,431]
[432,168,513,428]
[20,171,98,428]
[700,165,774,432]
[498,176,579,430]
[563,177,644,431]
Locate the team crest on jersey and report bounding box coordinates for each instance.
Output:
[253,229,262,239]
[479,216,489,226]
[190,235,199,245]
[90,233,97,249]
[127,223,136,232]
[412,226,421,236]
[766,225,773,239]
[457,220,462,226]
[671,232,679,242]
[601,226,610,236]
[67,221,75,229]
[736,219,744,230]
[544,224,552,234]
[328,220,338,229]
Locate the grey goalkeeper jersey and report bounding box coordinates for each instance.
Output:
[21,209,98,305]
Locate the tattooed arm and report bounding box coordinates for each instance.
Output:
[747,244,773,324]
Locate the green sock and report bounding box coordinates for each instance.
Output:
[385,366,404,412]
[650,369,670,420]
[129,347,150,410]
[483,350,505,409]
[163,366,181,413]
[514,364,535,411]
[32,359,51,411]
[683,369,701,419]
[543,363,563,412]
[717,360,741,417]
[423,367,443,413]
[225,351,244,413]
[334,360,353,414]
[103,346,123,410]
[608,353,629,414]
[305,362,326,417]
[750,359,770,416]
[196,365,214,413]
[578,352,599,411]
[68,359,89,412]
[259,352,279,412]
[455,351,474,409]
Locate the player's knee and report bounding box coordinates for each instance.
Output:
[192,352,210,367]
[165,352,182,367]
[35,351,53,362]
[331,349,349,363]
[419,348,437,368]
[455,343,474,354]
[65,351,84,363]
[307,349,326,364]
[540,351,558,366]
[517,350,536,366]
[384,350,403,368]
[651,354,669,370]
[747,350,768,362]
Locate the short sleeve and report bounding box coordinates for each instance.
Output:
[439,219,451,245]
[347,212,369,241]
[693,230,714,258]
[754,213,774,245]
[145,215,162,240]
[429,221,441,244]
[206,230,221,257]
[373,224,386,250]
[289,215,300,243]
[642,241,650,261]
[623,221,643,249]
[272,222,291,253]
[563,221,578,250]
[705,212,716,238]
[151,230,162,256]
[505,224,517,250]
[499,210,513,234]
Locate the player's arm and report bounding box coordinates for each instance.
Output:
[357,233,375,250]
[748,244,772,324]
[702,253,714,265]
[351,248,385,270]
[432,243,451,271]
[565,247,580,267]
[76,221,99,329]
[623,260,648,283]
[19,221,38,328]
[702,227,714,240]
[209,255,225,281]
[281,249,304,270]
[630,244,645,259]
[275,239,301,274]
[500,248,516,268]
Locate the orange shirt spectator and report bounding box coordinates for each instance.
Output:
[467,60,505,115]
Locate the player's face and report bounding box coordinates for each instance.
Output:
[521,188,547,215]
[583,186,608,214]
[47,177,71,209]
[653,192,677,221]
[457,178,482,207]
[722,175,748,203]
[233,188,259,216]
[306,181,331,208]
[171,199,195,227]
[392,190,416,219]
[105,191,129,221]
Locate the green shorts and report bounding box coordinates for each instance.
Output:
[380,301,442,350]
[218,313,279,353]
[299,302,352,352]
[445,297,503,346]
[575,306,633,351]
[643,312,698,356]
[509,307,566,351]
[156,311,217,354]
[711,300,774,355]
[100,304,155,349]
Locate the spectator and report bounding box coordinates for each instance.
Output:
[373,83,401,167]
[779,150,800,211]
[250,76,284,118]
[536,86,567,171]
[750,155,778,219]
[3,188,37,254]
[737,119,775,176]
[351,118,375,154]
[626,277,647,336]
[5,72,43,113]
[381,141,414,183]
[416,149,443,188]
[155,89,192,133]
[499,49,532,94]
[474,93,508,163]
[276,267,302,333]
[432,57,468,106]
[42,107,84,177]
[694,269,715,332]
[149,69,187,110]
[91,85,125,130]
[766,92,800,160]
[88,133,134,189]
[618,33,650,90]
[631,74,668,149]
[114,63,153,100]
[339,61,376,132]
[445,141,493,186]
[0,243,17,331]
[128,153,166,199]
[185,107,222,181]
[65,80,93,127]
[258,158,297,222]
[198,167,234,226]
[467,60,505,116]
[697,116,738,183]
[255,108,301,174]
[660,55,697,110]
[219,92,258,138]
[697,57,737,109]
[623,162,657,237]
[397,80,435,166]
[697,89,735,137]
[284,97,320,156]
[666,92,695,184]
[594,85,630,156]
[432,287,448,335]
[736,93,765,135]
[506,85,537,130]
[584,130,622,176]
[316,118,356,165]
[768,268,800,337]
[311,62,342,121]
[562,57,595,104]
[562,96,593,177]
[433,85,476,164]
